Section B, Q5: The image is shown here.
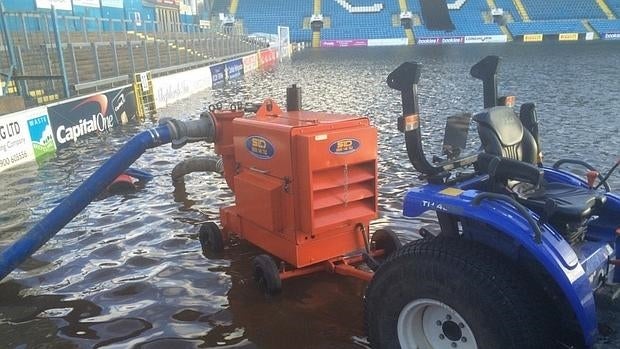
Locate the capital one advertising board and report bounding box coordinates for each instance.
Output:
[47,86,137,149]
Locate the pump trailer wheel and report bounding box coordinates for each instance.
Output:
[199,222,224,254]
[253,254,282,295]
[371,228,402,262]
[365,237,549,349]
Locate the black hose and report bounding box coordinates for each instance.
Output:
[171,156,223,183]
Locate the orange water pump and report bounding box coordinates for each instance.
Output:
[198,86,398,293]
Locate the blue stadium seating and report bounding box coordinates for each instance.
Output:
[606,0,620,16]
[321,27,405,40]
[413,0,503,37]
[521,0,606,20]
[507,20,586,35]
[236,0,312,41]
[322,0,404,39]
[589,19,620,34]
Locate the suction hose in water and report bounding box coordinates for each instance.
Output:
[171,156,224,183]
[0,114,216,281]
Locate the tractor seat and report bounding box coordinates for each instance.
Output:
[510,181,605,220]
[474,106,606,221]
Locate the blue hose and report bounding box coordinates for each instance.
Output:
[0,125,172,281]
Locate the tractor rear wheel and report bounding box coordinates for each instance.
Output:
[365,237,548,349]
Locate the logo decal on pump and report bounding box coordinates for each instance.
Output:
[329,138,360,155]
[246,136,275,159]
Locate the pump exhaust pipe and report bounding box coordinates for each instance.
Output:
[0,114,217,282]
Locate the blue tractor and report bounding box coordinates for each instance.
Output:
[364,56,620,348]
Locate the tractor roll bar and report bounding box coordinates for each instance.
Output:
[470,55,500,109]
[387,62,443,177]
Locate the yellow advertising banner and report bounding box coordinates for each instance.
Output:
[559,33,579,41]
[523,34,543,42]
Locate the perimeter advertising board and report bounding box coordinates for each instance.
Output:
[36,0,72,11]
[523,34,543,42]
[210,64,225,86]
[416,37,464,45]
[47,86,137,149]
[603,33,620,40]
[225,59,244,80]
[558,33,579,41]
[258,48,278,66]
[73,0,100,7]
[101,0,124,8]
[242,53,259,72]
[153,66,212,108]
[320,39,368,48]
[367,38,408,46]
[0,107,56,172]
[464,35,507,43]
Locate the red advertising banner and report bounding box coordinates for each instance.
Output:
[320,39,368,48]
[258,49,277,67]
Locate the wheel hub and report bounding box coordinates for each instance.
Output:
[397,298,477,349]
[441,321,462,341]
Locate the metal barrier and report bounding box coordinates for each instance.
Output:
[0,6,268,109]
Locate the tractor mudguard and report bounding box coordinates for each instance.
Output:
[543,166,590,188]
[402,184,599,346]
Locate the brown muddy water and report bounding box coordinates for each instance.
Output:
[1,42,619,348]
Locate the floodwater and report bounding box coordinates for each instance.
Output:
[1,42,619,348]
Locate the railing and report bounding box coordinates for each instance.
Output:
[0,8,268,107]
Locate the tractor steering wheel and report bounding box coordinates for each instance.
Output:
[552,159,612,192]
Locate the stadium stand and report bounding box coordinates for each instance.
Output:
[589,18,620,33]
[213,0,620,41]
[507,19,587,35]
[321,0,403,39]
[606,0,620,16]
[412,0,503,37]
[211,0,231,15]
[521,0,606,20]
[494,0,523,22]
[235,0,312,42]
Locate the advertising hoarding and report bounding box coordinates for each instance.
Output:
[101,0,124,8]
[416,37,465,45]
[210,64,225,86]
[47,86,137,149]
[367,38,408,46]
[258,48,278,66]
[558,33,579,41]
[73,0,100,8]
[152,66,212,108]
[225,59,244,81]
[523,34,543,42]
[320,39,368,48]
[242,53,259,72]
[464,35,507,43]
[35,0,72,11]
[0,107,56,172]
[603,32,620,40]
